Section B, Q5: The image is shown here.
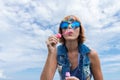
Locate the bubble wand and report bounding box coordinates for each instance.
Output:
[65,72,70,77]
[55,29,73,38]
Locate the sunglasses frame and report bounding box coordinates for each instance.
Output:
[60,21,81,29]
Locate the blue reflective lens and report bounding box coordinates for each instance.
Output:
[60,22,69,29]
[60,21,80,29]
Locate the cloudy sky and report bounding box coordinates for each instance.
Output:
[0,0,120,80]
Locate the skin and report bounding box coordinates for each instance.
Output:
[40,26,103,80]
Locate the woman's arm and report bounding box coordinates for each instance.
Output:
[88,49,103,80]
[40,51,57,80]
[40,36,58,80]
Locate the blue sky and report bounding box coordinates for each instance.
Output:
[0,0,120,80]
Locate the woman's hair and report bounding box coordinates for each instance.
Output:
[58,15,85,44]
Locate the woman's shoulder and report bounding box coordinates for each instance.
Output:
[89,49,98,57]
[88,49,100,62]
[78,43,91,55]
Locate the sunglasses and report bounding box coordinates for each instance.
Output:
[60,21,80,29]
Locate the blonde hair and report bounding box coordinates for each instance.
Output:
[58,15,85,44]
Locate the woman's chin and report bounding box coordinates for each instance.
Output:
[65,37,76,41]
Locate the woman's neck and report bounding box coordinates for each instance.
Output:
[65,40,78,52]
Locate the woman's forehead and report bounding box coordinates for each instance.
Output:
[64,15,76,20]
[63,15,80,23]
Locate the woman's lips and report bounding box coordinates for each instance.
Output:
[63,29,73,35]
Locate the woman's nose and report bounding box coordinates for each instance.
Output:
[68,24,72,29]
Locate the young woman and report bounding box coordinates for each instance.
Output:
[40,15,103,80]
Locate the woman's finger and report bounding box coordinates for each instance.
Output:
[46,35,59,47]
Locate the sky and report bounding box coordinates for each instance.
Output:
[0,0,120,80]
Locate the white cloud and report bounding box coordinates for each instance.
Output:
[0,0,120,80]
[99,54,120,74]
[0,70,6,79]
[0,26,52,72]
[101,55,120,63]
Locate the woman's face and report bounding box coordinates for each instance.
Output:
[62,27,80,41]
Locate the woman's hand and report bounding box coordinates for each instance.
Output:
[46,35,59,53]
[65,76,79,80]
